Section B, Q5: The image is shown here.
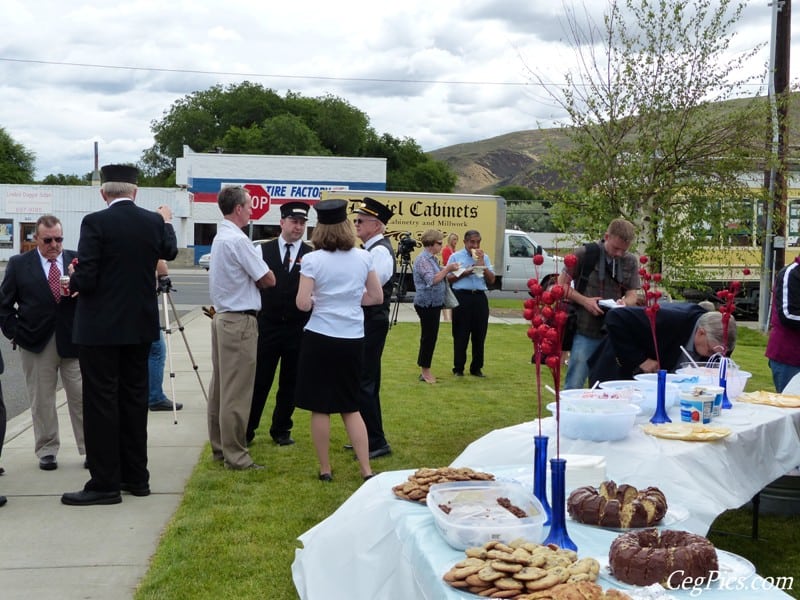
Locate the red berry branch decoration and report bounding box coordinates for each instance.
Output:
[638,256,664,369]
[715,269,748,355]
[523,253,576,456]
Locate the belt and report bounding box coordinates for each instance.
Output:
[453,289,486,295]
[226,309,259,317]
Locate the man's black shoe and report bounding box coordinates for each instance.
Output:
[39,455,58,471]
[368,444,392,459]
[0,495,6,506]
[121,482,151,497]
[470,370,486,378]
[150,400,183,411]
[452,369,464,377]
[274,435,295,446]
[61,489,122,506]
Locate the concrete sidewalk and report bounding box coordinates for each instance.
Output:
[0,301,524,599]
[0,309,211,600]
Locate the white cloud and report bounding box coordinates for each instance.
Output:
[0,0,788,178]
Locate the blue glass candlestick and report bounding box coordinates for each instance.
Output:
[650,369,672,424]
[533,435,552,526]
[719,358,732,409]
[542,458,577,551]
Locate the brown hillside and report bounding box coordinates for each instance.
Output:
[431,93,800,195]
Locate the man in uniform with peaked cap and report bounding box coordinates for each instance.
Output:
[352,197,396,459]
[247,201,313,446]
[62,164,177,505]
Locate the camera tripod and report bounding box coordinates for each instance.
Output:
[158,280,209,423]
[390,253,412,326]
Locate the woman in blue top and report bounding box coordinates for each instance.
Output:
[412,230,460,384]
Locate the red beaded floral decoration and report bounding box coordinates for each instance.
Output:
[715,269,748,354]
[523,254,576,453]
[638,256,664,369]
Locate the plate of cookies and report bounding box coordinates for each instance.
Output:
[392,466,495,504]
[442,539,630,599]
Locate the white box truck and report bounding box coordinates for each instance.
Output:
[320,190,561,294]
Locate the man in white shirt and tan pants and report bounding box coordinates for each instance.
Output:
[208,186,275,470]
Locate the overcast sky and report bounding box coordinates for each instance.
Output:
[0,0,792,179]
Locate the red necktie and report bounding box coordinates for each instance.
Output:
[48,260,61,303]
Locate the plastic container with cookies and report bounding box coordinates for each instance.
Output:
[427,480,546,550]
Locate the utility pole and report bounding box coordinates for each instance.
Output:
[759,0,791,331]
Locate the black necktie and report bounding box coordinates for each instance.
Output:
[283,243,293,271]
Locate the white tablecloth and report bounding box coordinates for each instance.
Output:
[292,402,800,600]
[454,403,800,535]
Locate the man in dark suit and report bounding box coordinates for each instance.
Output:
[353,197,396,459]
[589,302,737,381]
[0,348,6,506]
[247,202,312,446]
[0,214,84,471]
[61,165,177,506]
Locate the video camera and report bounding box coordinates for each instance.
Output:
[397,232,416,261]
[157,275,173,294]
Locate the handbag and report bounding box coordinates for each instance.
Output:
[444,281,459,309]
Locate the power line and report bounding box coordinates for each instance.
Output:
[0,56,537,87]
[0,56,770,90]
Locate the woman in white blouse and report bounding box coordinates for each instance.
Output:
[295,200,383,482]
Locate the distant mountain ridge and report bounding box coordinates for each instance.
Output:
[430,94,800,195]
[429,128,562,194]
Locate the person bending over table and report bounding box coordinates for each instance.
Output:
[589,302,737,381]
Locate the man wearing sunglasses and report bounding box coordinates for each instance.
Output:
[0,215,85,472]
[352,197,395,459]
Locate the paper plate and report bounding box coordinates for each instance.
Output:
[598,549,755,590]
[737,391,800,408]
[641,423,731,442]
[568,503,689,531]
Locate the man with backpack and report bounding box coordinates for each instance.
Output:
[559,218,641,389]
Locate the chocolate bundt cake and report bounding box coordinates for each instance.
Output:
[609,528,718,587]
[567,480,668,528]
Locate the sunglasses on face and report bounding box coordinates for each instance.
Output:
[41,237,64,244]
[353,218,377,225]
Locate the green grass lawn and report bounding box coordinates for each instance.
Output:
[135,310,799,599]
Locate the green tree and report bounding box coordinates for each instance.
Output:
[141,82,456,192]
[366,133,456,192]
[39,173,90,185]
[496,185,556,232]
[0,127,36,183]
[530,0,769,282]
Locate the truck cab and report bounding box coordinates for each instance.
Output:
[500,230,561,291]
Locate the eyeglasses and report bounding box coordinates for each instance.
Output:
[353,218,377,225]
[41,237,63,244]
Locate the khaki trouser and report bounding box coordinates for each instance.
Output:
[20,335,84,458]
[207,312,258,469]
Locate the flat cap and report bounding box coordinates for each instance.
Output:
[100,164,139,184]
[354,197,393,225]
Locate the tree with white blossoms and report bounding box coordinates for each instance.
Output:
[528,0,772,285]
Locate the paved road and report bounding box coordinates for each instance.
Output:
[1,269,210,420]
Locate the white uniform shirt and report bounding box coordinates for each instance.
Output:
[363,234,394,285]
[209,220,269,312]
[300,248,374,339]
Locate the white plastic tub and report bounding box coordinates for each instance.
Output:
[547,400,640,442]
[427,480,546,550]
[599,379,680,412]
